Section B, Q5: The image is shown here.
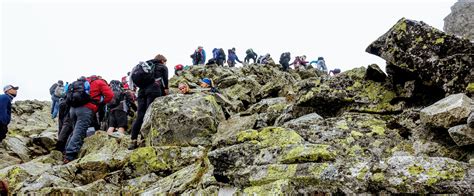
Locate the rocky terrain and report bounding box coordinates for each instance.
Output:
[444,0,474,41]
[1,18,473,194]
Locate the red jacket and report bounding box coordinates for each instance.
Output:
[85,79,113,113]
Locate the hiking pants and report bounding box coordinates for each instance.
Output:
[130,92,160,140]
[0,124,7,143]
[282,62,290,72]
[65,106,93,160]
[56,114,73,152]
[51,97,60,119]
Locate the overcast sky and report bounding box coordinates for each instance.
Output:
[1,0,456,101]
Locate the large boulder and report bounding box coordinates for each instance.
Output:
[444,0,474,41]
[420,93,472,128]
[141,93,225,147]
[9,100,56,135]
[296,67,402,117]
[448,124,474,146]
[367,18,474,95]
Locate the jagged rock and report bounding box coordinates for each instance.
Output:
[365,64,387,82]
[123,173,161,193]
[379,156,471,193]
[18,173,73,194]
[448,124,474,146]
[31,129,57,152]
[9,100,56,135]
[367,18,474,95]
[0,161,53,192]
[2,136,31,162]
[142,159,211,195]
[444,0,474,41]
[296,67,402,117]
[0,146,22,170]
[468,112,474,128]
[420,93,472,128]
[213,114,257,147]
[141,93,225,147]
[124,146,205,178]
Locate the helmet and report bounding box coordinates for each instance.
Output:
[175,64,184,70]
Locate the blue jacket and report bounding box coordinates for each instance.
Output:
[0,93,13,125]
[228,51,242,63]
[200,50,206,64]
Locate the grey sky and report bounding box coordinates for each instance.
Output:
[2,0,456,101]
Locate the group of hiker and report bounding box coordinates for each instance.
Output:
[42,53,223,164]
[188,46,341,74]
[1,46,342,165]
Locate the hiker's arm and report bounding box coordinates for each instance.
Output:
[100,82,114,104]
[163,66,169,95]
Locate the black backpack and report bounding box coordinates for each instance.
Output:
[131,61,155,88]
[66,79,91,107]
[194,50,203,63]
[107,80,124,109]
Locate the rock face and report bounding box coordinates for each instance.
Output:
[367,18,474,96]
[420,93,472,128]
[2,17,474,194]
[444,0,474,41]
[141,93,225,147]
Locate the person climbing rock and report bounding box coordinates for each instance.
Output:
[227,48,242,67]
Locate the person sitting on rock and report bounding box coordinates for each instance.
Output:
[178,83,192,94]
[0,85,18,143]
[200,78,219,93]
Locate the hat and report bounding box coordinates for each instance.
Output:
[200,78,212,86]
[3,85,19,92]
[58,80,64,85]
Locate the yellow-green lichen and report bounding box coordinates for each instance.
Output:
[408,165,424,175]
[267,103,288,113]
[466,83,474,93]
[250,164,297,186]
[395,20,407,32]
[371,125,385,135]
[309,163,329,176]
[371,172,385,182]
[129,147,169,175]
[357,167,369,180]
[237,127,303,148]
[281,144,336,163]
[434,37,444,44]
[351,131,364,138]
[244,179,290,195]
[348,145,363,157]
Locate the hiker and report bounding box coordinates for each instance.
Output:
[329,68,341,76]
[314,57,328,72]
[175,64,184,76]
[216,48,226,66]
[63,76,113,163]
[178,83,191,94]
[121,72,130,90]
[106,80,137,138]
[190,46,206,65]
[49,80,65,119]
[200,78,219,93]
[56,97,73,152]
[227,48,242,67]
[290,55,309,70]
[129,54,169,150]
[279,52,291,71]
[244,48,258,64]
[0,85,18,143]
[257,53,272,64]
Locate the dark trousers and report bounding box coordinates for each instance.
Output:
[0,124,7,143]
[282,62,290,71]
[65,106,93,160]
[56,114,73,152]
[130,92,160,140]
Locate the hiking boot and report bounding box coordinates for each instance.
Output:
[128,140,138,150]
